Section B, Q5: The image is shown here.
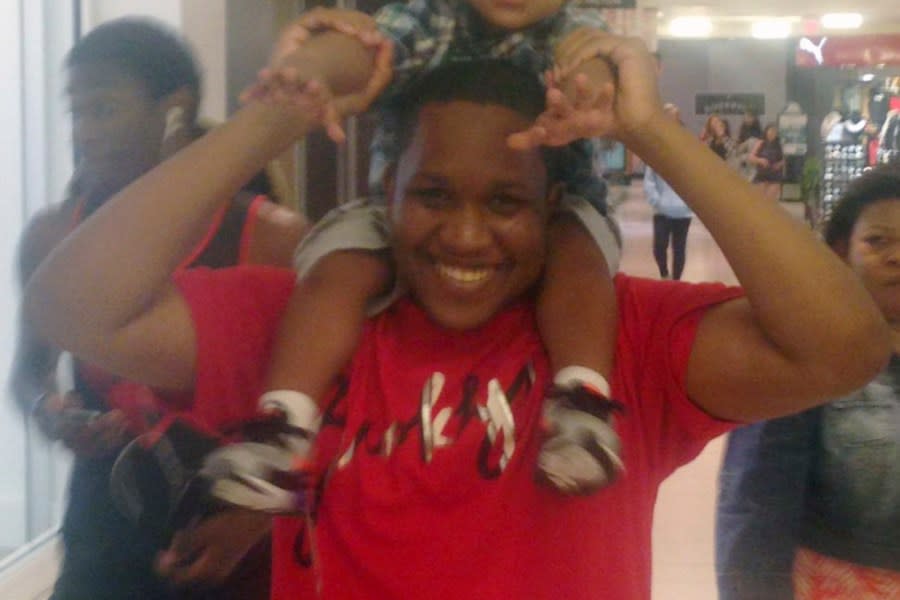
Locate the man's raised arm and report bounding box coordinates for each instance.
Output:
[582,34,889,420]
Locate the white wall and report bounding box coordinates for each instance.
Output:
[183,1,228,121]
[0,0,27,551]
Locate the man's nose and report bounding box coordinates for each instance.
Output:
[885,242,900,266]
[441,203,492,251]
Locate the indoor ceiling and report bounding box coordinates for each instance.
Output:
[644,0,900,38]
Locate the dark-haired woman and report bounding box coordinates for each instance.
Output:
[749,124,785,202]
[12,17,306,599]
[716,163,900,600]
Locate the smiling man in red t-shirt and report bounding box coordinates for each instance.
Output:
[26,34,889,600]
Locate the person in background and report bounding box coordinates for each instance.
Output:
[716,163,900,600]
[23,35,891,600]
[11,18,306,599]
[736,110,763,181]
[750,123,785,202]
[644,103,693,280]
[701,113,736,162]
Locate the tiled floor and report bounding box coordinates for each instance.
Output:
[611,181,806,600]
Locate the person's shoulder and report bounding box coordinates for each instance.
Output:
[241,197,309,268]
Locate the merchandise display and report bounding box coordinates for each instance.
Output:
[820,142,866,224]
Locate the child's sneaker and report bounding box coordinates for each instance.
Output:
[201,390,321,514]
[536,382,624,495]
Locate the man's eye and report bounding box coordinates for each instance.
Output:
[488,194,526,215]
[409,188,448,208]
[864,235,887,247]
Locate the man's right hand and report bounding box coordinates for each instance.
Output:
[33,391,129,457]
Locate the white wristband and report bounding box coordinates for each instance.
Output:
[553,366,611,397]
[259,390,322,433]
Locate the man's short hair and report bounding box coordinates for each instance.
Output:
[391,59,563,185]
[824,162,900,247]
[66,17,201,104]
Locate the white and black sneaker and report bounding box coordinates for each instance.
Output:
[536,383,624,495]
[201,391,321,514]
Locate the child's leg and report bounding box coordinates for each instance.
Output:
[539,212,616,382]
[265,249,391,401]
[536,211,624,495]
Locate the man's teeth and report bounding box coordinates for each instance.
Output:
[437,263,491,283]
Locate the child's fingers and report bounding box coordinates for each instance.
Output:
[507,126,547,151]
[555,29,609,76]
[323,110,347,144]
[545,87,575,119]
[572,74,600,109]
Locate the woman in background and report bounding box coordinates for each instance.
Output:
[716,163,900,600]
[12,18,306,599]
[750,123,785,202]
[701,113,736,164]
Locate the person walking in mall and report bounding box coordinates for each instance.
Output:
[750,123,785,202]
[645,103,694,280]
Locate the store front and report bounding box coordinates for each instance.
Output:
[788,34,900,226]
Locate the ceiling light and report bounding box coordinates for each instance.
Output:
[752,20,792,39]
[821,13,863,29]
[861,73,875,82]
[669,16,713,38]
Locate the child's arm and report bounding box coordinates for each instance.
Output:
[539,212,617,382]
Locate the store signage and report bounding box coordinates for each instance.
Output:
[695,93,765,116]
[796,35,900,67]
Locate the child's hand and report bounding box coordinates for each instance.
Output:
[246,34,393,144]
[240,7,391,143]
[509,32,664,150]
[242,8,382,102]
[271,8,381,68]
[507,70,613,150]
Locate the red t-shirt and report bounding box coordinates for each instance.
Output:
[175,266,743,600]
